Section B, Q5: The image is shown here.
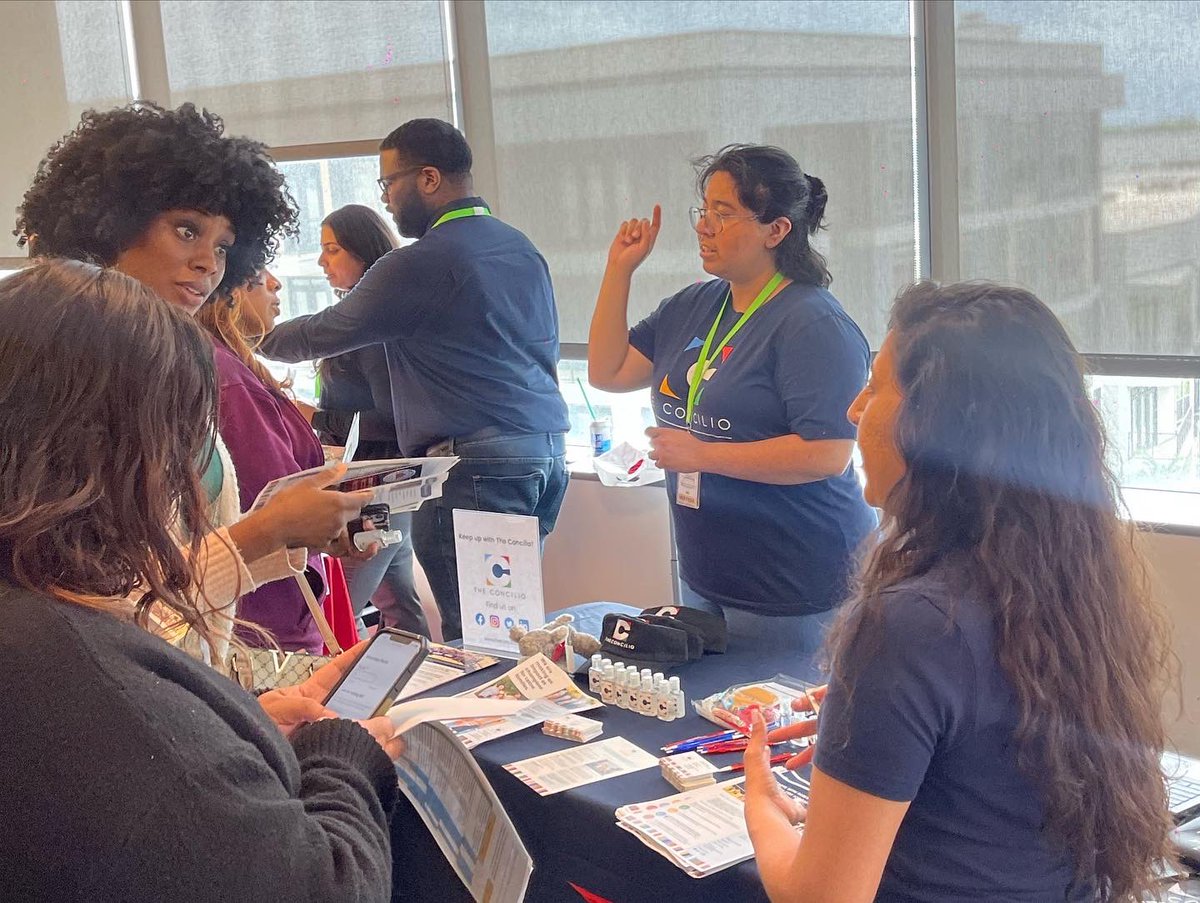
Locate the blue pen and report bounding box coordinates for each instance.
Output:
[660,729,740,754]
[661,720,786,755]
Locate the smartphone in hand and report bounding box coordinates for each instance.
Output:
[323,629,429,720]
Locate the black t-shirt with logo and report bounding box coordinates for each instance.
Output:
[629,279,875,615]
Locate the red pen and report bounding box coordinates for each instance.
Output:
[627,458,644,475]
[715,752,791,774]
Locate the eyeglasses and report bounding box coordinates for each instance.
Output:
[689,206,759,235]
[376,165,425,195]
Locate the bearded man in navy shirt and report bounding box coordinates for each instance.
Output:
[262,119,569,641]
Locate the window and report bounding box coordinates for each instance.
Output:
[0,1,132,257]
[557,359,653,453]
[955,1,1200,505]
[157,0,451,147]
[482,0,915,347]
[258,155,404,402]
[271,155,397,323]
[1174,379,1195,446]
[1130,387,1159,457]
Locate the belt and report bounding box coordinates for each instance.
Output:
[417,428,565,458]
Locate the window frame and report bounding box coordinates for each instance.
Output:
[6,0,1198,528]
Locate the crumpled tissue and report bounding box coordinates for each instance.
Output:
[593,441,665,488]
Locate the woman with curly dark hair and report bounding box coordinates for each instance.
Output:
[16,102,371,660]
[0,259,402,900]
[742,281,1175,902]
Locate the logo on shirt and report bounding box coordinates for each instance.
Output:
[657,337,735,436]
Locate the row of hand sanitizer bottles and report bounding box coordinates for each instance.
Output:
[588,655,684,721]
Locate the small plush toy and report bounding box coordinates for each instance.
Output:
[510,613,601,669]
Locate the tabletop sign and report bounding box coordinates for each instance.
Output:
[455,509,545,658]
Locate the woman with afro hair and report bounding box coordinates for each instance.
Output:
[16,102,374,664]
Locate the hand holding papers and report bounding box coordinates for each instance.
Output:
[251,456,458,514]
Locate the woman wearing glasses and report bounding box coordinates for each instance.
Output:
[588,144,875,675]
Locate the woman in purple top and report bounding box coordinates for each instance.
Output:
[197,270,329,651]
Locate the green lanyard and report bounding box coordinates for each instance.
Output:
[685,271,785,424]
[430,205,492,230]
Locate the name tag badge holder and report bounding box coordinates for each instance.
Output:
[676,471,701,509]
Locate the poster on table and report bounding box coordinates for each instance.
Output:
[454,509,546,658]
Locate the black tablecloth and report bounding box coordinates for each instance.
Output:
[391,611,803,903]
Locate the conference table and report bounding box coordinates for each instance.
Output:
[390,604,797,903]
[389,606,1200,903]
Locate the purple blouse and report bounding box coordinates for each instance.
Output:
[211,339,326,652]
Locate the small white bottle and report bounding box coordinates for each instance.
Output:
[656,678,676,722]
[615,669,631,709]
[626,671,641,711]
[631,673,648,714]
[626,671,641,710]
[670,675,685,719]
[638,674,656,716]
[588,654,602,694]
[599,664,616,705]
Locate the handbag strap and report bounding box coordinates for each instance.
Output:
[294,569,342,655]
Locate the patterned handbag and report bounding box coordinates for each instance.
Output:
[229,572,344,692]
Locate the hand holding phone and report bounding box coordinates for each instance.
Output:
[322,629,429,720]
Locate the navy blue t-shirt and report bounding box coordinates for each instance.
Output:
[815,567,1092,902]
[629,279,876,614]
[260,198,569,454]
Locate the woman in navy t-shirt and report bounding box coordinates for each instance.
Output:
[589,144,875,675]
[743,282,1175,901]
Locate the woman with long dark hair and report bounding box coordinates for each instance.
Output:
[0,259,402,900]
[743,281,1175,901]
[313,204,427,638]
[589,144,875,673]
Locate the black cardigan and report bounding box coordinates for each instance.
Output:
[0,581,399,901]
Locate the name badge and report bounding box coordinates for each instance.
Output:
[676,471,701,509]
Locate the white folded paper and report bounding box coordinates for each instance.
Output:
[386,696,530,735]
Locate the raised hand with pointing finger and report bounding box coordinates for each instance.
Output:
[606,204,662,275]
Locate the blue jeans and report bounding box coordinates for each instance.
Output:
[680,581,837,685]
[412,431,569,641]
[340,511,428,639]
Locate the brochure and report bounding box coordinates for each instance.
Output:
[445,653,602,749]
[395,721,532,903]
[250,456,458,514]
[615,768,810,879]
[504,737,658,796]
[398,643,501,701]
